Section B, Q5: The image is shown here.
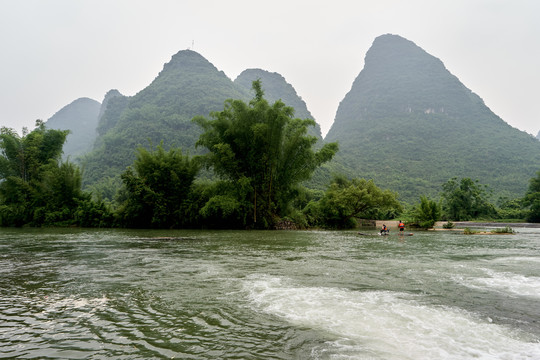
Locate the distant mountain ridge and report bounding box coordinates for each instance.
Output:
[45,97,101,159]
[536,130,540,140]
[324,34,540,201]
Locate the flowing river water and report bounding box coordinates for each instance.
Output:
[1,227,539,359]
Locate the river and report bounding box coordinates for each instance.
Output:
[1,227,539,359]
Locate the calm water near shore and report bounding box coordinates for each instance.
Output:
[1,227,539,359]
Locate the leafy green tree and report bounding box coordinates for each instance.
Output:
[193,80,338,228]
[116,143,199,228]
[411,195,440,228]
[524,170,540,222]
[0,122,112,227]
[0,121,68,183]
[440,177,495,221]
[193,179,250,229]
[39,161,83,209]
[0,122,70,226]
[32,160,85,226]
[72,197,114,228]
[315,176,402,229]
[495,196,527,220]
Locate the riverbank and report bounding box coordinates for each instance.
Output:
[373,220,540,230]
[448,221,540,228]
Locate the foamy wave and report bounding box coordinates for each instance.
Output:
[242,275,540,360]
[456,268,540,298]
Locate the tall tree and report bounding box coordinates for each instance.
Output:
[193,80,338,228]
[0,122,112,227]
[440,177,495,221]
[0,121,68,183]
[0,122,69,226]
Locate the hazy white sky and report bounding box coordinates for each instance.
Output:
[1,0,539,137]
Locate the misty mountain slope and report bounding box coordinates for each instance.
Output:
[81,50,251,185]
[45,97,101,159]
[325,34,540,202]
[235,69,322,139]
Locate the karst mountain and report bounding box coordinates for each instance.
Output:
[324,34,540,201]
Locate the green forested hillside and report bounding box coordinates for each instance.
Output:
[45,97,101,159]
[81,50,251,188]
[234,69,322,139]
[324,34,540,203]
[95,89,129,139]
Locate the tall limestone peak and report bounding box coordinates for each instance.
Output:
[326,34,481,142]
[129,49,248,111]
[82,50,250,186]
[160,49,220,75]
[235,69,322,139]
[536,130,540,140]
[324,34,540,201]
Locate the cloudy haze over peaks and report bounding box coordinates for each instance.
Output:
[1,0,539,137]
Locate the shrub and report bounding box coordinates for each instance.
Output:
[442,221,455,229]
[491,226,515,234]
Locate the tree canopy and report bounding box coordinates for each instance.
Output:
[0,121,67,183]
[310,176,402,229]
[0,122,113,227]
[440,177,495,221]
[193,80,338,228]
[116,143,200,228]
[0,122,67,225]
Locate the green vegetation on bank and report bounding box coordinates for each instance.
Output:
[303,175,401,229]
[192,80,337,228]
[115,144,200,228]
[0,82,338,229]
[42,39,540,214]
[399,174,539,229]
[463,226,515,235]
[2,85,539,229]
[0,121,112,227]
